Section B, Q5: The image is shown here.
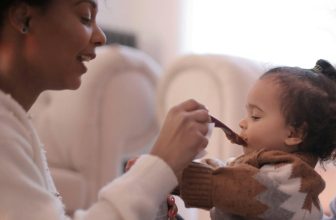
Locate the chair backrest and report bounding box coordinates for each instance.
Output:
[30,44,161,211]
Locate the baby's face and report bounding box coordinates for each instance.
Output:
[239,77,292,154]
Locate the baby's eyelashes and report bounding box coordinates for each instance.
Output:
[250,115,261,121]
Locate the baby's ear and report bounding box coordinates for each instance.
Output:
[284,125,305,146]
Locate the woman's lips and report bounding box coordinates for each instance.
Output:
[76,54,96,74]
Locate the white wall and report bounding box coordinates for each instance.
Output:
[97,0,186,67]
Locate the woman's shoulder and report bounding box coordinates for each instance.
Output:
[0,90,35,155]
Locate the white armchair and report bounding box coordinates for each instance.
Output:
[29,45,161,215]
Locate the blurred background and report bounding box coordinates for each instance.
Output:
[97,0,336,67]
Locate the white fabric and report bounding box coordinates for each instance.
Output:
[0,90,177,220]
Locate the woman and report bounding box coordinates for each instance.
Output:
[0,0,210,219]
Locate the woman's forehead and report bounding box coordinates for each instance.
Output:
[73,0,98,8]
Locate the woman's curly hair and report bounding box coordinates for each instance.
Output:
[261,59,336,164]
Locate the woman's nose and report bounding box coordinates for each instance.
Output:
[92,25,107,47]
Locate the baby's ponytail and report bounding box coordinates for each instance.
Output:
[312,59,336,82]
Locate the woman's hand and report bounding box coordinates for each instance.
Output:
[150,99,210,176]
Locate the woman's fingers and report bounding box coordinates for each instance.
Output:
[191,109,211,123]
[175,99,208,112]
[150,99,210,176]
[186,122,209,137]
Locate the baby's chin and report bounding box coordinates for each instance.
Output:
[242,144,263,154]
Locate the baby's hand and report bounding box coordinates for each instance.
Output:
[125,158,179,220]
[167,195,178,220]
[124,156,139,172]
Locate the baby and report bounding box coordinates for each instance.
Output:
[177,59,336,220]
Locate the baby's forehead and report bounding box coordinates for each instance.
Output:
[259,73,283,82]
[258,74,289,93]
[248,78,283,106]
[253,76,283,92]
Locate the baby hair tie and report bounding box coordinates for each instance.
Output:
[313,59,336,81]
[312,63,323,73]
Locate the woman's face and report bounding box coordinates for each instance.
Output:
[24,0,106,90]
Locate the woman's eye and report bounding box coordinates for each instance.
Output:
[81,16,92,24]
[77,2,95,25]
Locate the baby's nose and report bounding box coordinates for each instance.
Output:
[239,119,247,130]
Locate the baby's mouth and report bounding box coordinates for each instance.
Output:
[242,138,248,147]
[210,115,247,146]
[239,134,248,147]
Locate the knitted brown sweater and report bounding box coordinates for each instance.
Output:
[179,149,325,220]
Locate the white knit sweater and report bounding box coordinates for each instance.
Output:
[0,90,177,220]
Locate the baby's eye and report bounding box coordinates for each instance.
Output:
[250,115,261,121]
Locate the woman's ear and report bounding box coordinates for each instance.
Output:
[8,3,31,33]
[284,125,305,146]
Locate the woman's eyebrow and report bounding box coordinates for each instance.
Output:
[75,0,97,9]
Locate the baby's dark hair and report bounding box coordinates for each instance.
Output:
[0,0,51,28]
[261,59,336,163]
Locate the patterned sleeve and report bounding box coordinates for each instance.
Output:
[180,150,325,219]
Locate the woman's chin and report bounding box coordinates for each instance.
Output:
[50,79,82,91]
[65,77,82,90]
[69,82,81,90]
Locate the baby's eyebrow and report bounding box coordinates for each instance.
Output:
[246,103,264,112]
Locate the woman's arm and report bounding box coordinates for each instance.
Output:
[0,99,209,220]
[74,155,177,220]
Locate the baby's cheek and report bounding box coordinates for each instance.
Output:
[246,135,266,150]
